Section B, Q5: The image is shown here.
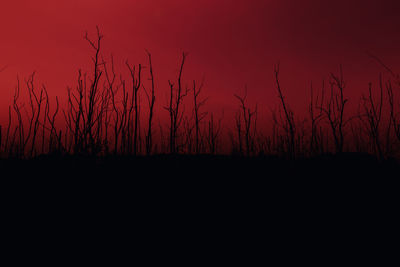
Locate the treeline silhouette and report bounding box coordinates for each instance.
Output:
[1,27,400,162]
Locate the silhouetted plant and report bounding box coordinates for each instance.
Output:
[126,61,142,155]
[63,27,107,156]
[43,86,61,154]
[183,116,195,153]
[2,28,400,161]
[206,113,222,154]
[8,73,45,158]
[234,88,257,156]
[192,79,208,154]
[360,80,385,159]
[274,64,296,158]
[165,53,188,154]
[144,50,156,156]
[387,80,400,144]
[3,106,12,157]
[319,66,348,154]
[308,82,325,155]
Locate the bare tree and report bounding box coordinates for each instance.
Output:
[387,79,400,146]
[126,61,142,155]
[103,54,125,155]
[319,66,348,154]
[43,86,61,154]
[84,26,104,155]
[28,80,45,157]
[64,27,105,155]
[64,70,85,154]
[274,64,295,158]
[165,53,188,154]
[192,79,208,154]
[183,116,194,153]
[361,79,384,159]
[234,111,243,155]
[3,106,12,156]
[207,113,222,154]
[308,82,325,155]
[234,88,257,156]
[144,50,156,155]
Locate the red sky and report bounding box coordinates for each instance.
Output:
[1,0,400,123]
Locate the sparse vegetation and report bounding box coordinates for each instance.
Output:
[1,28,400,163]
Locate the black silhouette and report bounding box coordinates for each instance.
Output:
[0,28,399,178]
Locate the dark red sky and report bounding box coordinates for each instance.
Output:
[1,0,400,122]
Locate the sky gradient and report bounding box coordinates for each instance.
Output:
[1,0,400,123]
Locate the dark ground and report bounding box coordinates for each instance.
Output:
[1,152,398,193]
[0,153,398,264]
[1,152,398,217]
[1,152,399,175]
